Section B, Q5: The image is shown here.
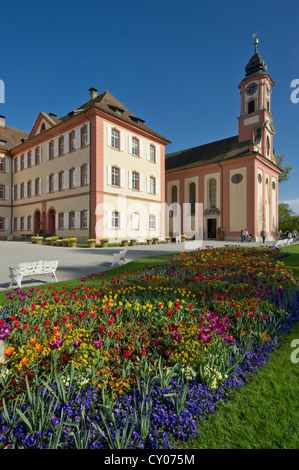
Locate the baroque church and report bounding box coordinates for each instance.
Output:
[165,39,281,242]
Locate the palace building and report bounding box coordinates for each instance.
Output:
[0,40,281,243]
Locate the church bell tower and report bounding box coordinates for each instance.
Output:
[238,39,275,163]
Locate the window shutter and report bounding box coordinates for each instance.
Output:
[146,215,150,230]
[54,139,59,157]
[39,179,42,195]
[5,218,9,231]
[75,167,81,186]
[17,184,20,199]
[64,134,69,153]
[139,139,143,158]
[107,126,112,147]
[155,177,159,195]
[75,129,81,149]
[75,211,80,228]
[64,213,69,229]
[107,211,112,229]
[86,123,90,145]
[39,146,43,161]
[147,176,150,193]
[46,144,49,160]
[120,169,124,188]
[55,214,59,229]
[64,170,69,189]
[86,210,90,228]
[54,173,59,191]
[5,186,9,200]
[24,153,28,169]
[147,143,150,160]
[155,146,160,164]
[17,218,20,231]
[86,163,90,184]
[24,217,27,231]
[5,157,10,173]
[120,212,125,229]
[107,165,112,185]
[128,170,132,189]
[24,184,27,198]
[140,173,143,191]
[46,176,49,193]
[129,135,132,154]
[31,181,35,197]
[132,213,139,230]
[119,132,124,151]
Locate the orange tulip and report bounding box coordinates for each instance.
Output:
[30,337,37,345]
[5,346,15,357]
[20,357,29,366]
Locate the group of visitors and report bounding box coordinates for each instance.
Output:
[278,229,298,240]
[240,229,254,242]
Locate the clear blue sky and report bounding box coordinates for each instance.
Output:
[1,0,298,212]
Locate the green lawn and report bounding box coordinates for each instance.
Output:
[281,244,299,279]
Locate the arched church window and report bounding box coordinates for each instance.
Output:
[189,182,195,216]
[208,178,216,209]
[248,100,255,114]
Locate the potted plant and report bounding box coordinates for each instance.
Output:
[50,236,59,246]
[62,238,69,247]
[88,238,96,248]
[31,236,36,244]
[45,237,52,245]
[181,234,186,242]
[69,237,77,247]
[147,238,153,245]
[121,240,129,247]
[152,237,159,244]
[130,239,136,246]
[35,236,43,245]
[165,236,171,244]
[100,238,109,247]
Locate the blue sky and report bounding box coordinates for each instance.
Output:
[1,0,298,213]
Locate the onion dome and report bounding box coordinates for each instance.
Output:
[245,39,268,78]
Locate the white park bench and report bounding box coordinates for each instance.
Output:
[136,238,146,244]
[111,249,127,268]
[275,240,283,248]
[158,237,166,243]
[9,260,58,288]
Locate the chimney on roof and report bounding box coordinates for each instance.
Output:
[49,113,57,118]
[89,87,98,100]
[0,115,5,128]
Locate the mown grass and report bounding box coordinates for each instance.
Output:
[176,321,299,449]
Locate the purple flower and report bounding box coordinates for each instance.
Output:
[94,339,102,349]
[73,338,82,349]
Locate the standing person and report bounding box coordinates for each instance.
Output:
[260,229,266,243]
[241,229,244,242]
[244,229,248,242]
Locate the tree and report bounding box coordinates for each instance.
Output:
[275,155,292,183]
[278,202,299,233]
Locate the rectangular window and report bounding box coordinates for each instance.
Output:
[70,169,75,188]
[59,172,64,191]
[149,145,156,162]
[49,175,54,193]
[111,167,119,186]
[28,181,32,197]
[149,215,156,230]
[81,210,88,228]
[0,158,5,172]
[0,185,4,199]
[59,213,64,229]
[36,179,40,195]
[0,218,3,230]
[21,183,25,199]
[49,142,54,160]
[132,171,139,190]
[28,151,32,167]
[149,177,155,194]
[70,212,75,229]
[35,147,41,164]
[132,138,139,156]
[21,154,25,170]
[81,127,88,147]
[70,131,76,152]
[111,129,119,149]
[21,217,24,231]
[28,216,32,231]
[81,165,88,185]
[112,211,119,228]
[14,158,18,173]
[59,136,65,156]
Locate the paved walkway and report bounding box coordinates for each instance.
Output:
[0,239,275,291]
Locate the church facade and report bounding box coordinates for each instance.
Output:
[165,40,281,242]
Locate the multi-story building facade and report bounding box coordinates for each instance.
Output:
[0,89,171,241]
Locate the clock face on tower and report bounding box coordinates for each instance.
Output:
[246,82,258,96]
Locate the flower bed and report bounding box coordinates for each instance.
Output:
[0,247,298,449]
